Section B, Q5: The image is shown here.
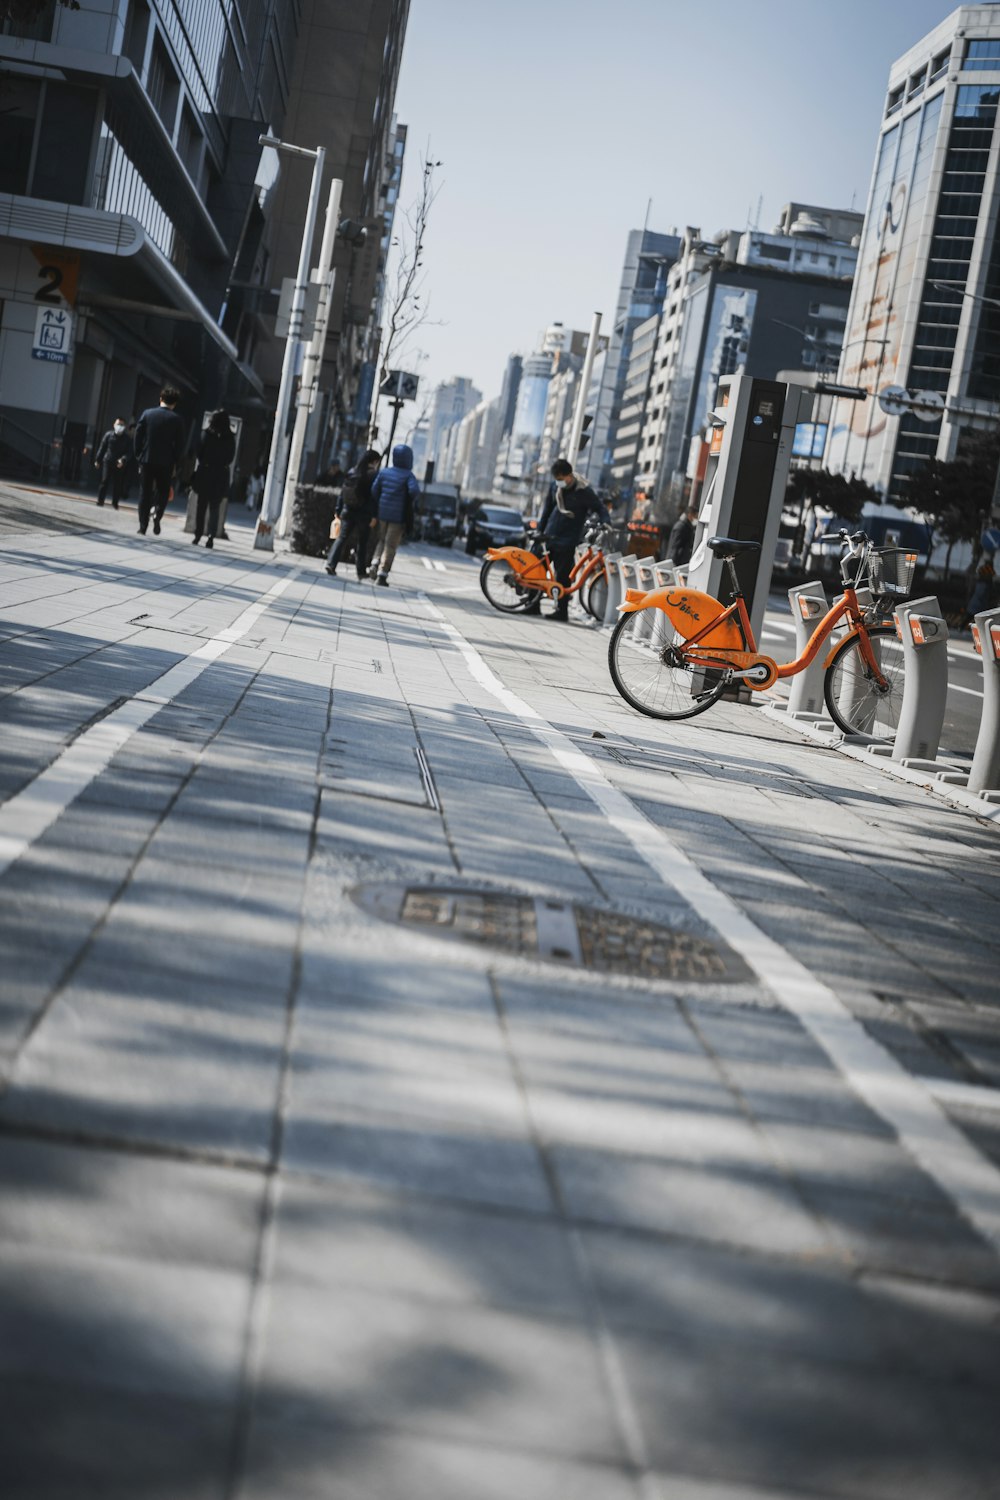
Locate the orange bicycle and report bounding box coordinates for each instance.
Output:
[609,530,916,739]
[480,524,613,619]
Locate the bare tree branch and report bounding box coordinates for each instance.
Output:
[378,154,442,392]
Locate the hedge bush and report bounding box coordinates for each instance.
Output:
[290,483,339,556]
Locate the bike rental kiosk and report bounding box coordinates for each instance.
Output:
[686,373,813,648]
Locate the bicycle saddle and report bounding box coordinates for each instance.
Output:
[707,536,761,557]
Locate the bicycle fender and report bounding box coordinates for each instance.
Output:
[620,588,743,650]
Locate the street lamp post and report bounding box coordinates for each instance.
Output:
[277,175,343,535]
[254,135,326,553]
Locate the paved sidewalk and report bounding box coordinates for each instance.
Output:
[1,497,999,1499]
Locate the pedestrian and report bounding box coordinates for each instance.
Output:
[93,417,130,508]
[318,460,345,490]
[133,386,185,536]
[666,505,698,567]
[964,561,997,627]
[528,458,609,621]
[245,465,264,511]
[325,448,381,580]
[368,444,420,586]
[190,410,236,549]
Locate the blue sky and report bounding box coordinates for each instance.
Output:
[390,0,979,407]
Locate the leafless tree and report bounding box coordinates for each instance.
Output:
[378,154,442,393]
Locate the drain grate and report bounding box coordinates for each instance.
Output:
[351,884,743,981]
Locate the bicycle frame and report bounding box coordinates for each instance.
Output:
[620,568,887,692]
[484,541,607,600]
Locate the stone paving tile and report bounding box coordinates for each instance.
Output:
[0,1134,264,1270]
[0,1381,233,1500]
[0,1246,248,1400]
[272,1175,587,1319]
[616,1330,993,1500]
[242,1422,641,1500]
[1,977,286,1157]
[798,1183,1000,1290]
[254,1283,627,1464]
[282,1098,550,1214]
[551,1147,833,1256]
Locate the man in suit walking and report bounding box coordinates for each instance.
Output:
[134,386,185,535]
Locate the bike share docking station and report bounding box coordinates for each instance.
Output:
[682,372,818,698]
[937,605,1000,799]
[861,596,950,768]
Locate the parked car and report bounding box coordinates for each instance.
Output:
[463,503,527,554]
[417,484,461,546]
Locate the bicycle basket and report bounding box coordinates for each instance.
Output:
[869,548,917,598]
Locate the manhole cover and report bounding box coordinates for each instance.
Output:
[350,884,743,982]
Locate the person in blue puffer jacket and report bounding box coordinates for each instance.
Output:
[368,443,421,585]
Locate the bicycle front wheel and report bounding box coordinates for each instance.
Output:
[609,610,725,720]
[584,565,609,620]
[823,622,907,741]
[479,558,543,613]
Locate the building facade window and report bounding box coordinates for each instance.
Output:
[964,39,1000,71]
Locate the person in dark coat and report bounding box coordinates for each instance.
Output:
[325,449,381,580]
[191,410,236,548]
[134,386,186,536]
[666,506,698,566]
[93,417,130,508]
[368,443,420,585]
[529,458,609,621]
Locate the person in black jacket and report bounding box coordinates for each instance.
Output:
[134,386,185,536]
[191,410,236,548]
[529,458,609,621]
[666,506,698,566]
[93,417,130,508]
[325,449,381,579]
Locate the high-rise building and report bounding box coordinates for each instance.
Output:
[258,0,410,471]
[0,0,300,479]
[826,5,1000,501]
[583,228,681,492]
[426,375,482,465]
[637,210,859,515]
[496,353,522,442]
[0,0,409,482]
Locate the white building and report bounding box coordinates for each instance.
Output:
[426,376,481,467]
[826,5,1000,500]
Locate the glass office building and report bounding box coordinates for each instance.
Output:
[0,0,298,477]
[826,5,1000,501]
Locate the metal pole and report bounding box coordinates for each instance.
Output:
[385,399,404,460]
[254,142,326,551]
[277,176,343,536]
[565,311,602,466]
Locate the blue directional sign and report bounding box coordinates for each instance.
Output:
[32,306,73,364]
[981,526,1000,555]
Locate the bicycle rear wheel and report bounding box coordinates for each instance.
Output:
[584,565,609,621]
[823,622,907,741]
[479,558,543,613]
[609,610,725,720]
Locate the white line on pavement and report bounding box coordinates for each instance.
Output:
[420,557,433,570]
[432,559,447,572]
[420,593,1000,1260]
[949,682,984,698]
[0,571,297,877]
